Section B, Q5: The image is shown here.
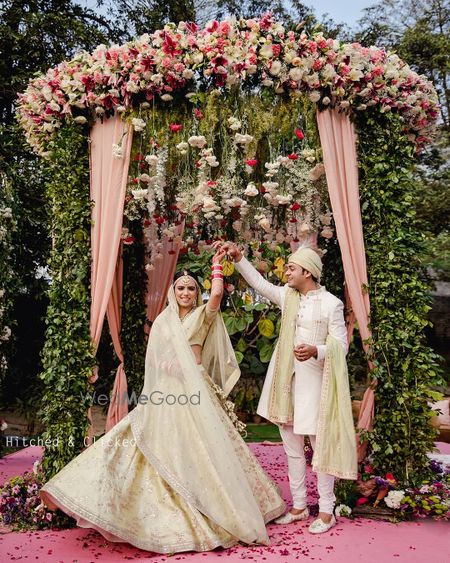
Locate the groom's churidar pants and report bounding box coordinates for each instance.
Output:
[279,425,336,514]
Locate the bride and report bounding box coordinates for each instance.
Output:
[40,248,285,553]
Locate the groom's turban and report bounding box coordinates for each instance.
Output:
[288,247,323,282]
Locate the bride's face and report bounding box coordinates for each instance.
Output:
[174,280,198,309]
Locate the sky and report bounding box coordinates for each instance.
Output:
[82,1,378,30]
[305,0,376,27]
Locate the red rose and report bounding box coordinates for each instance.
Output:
[356,497,368,506]
[295,128,304,140]
[272,44,281,57]
[290,202,301,211]
[245,159,258,167]
[194,108,204,119]
[169,123,183,132]
[288,153,298,160]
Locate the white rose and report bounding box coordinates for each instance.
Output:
[244,183,259,197]
[160,94,173,101]
[205,155,219,167]
[176,142,189,152]
[259,44,273,58]
[188,135,207,148]
[276,194,292,205]
[258,218,271,232]
[126,81,139,93]
[182,69,194,79]
[192,52,204,64]
[139,174,151,183]
[309,91,321,103]
[202,196,218,211]
[289,67,303,81]
[384,490,406,510]
[320,226,334,239]
[270,60,282,76]
[132,189,148,199]
[145,154,158,166]
[132,118,146,132]
[74,116,88,124]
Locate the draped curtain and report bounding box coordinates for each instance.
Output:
[145,222,185,325]
[316,109,375,460]
[88,115,133,439]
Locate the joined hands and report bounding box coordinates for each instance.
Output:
[212,240,242,262]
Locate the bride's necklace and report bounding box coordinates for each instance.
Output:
[180,307,195,323]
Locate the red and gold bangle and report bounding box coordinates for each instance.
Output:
[211,273,223,280]
[212,264,223,270]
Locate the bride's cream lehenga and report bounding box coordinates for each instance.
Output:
[40,287,285,553]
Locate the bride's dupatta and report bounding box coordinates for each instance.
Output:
[129,287,267,544]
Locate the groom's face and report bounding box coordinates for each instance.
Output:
[285,262,311,290]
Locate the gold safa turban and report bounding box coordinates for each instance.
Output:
[288,247,323,282]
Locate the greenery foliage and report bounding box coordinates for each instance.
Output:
[38,124,96,478]
[0,174,17,388]
[356,109,444,484]
[121,220,147,397]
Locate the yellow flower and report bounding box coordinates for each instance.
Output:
[222,260,235,277]
[203,278,211,289]
[273,257,287,282]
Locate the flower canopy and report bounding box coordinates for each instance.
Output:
[18,14,438,154]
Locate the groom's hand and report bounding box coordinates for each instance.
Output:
[294,344,318,361]
[212,241,242,262]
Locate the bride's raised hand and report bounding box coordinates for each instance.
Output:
[212,248,227,264]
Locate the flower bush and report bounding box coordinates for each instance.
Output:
[18,14,438,155]
[336,457,450,521]
[0,464,73,530]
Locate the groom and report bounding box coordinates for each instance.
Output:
[216,241,356,534]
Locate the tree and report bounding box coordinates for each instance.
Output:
[0,1,112,403]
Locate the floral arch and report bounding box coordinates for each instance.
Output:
[17,14,441,483]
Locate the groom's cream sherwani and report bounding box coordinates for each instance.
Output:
[235,256,348,433]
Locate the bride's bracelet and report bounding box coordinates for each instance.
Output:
[211,263,223,281]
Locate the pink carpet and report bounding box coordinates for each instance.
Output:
[0,443,449,562]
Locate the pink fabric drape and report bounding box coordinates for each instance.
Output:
[145,222,184,325]
[88,115,133,440]
[105,245,128,432]
[316,109,374,461]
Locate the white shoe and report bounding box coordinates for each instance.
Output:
[274,507,309,524]
[308,515,336,534]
